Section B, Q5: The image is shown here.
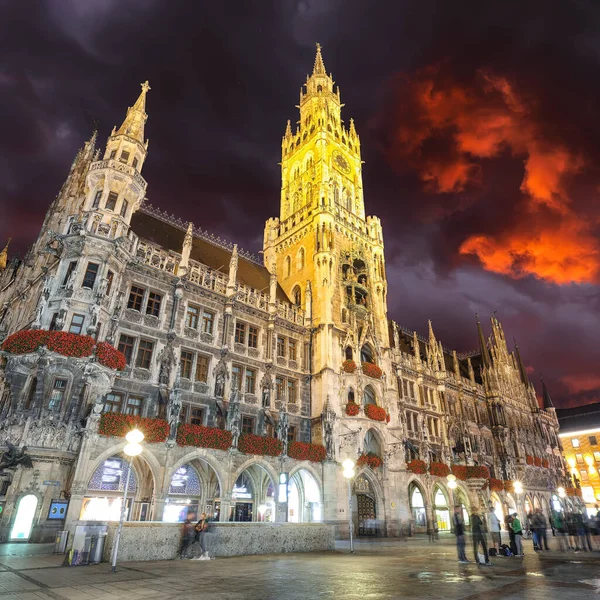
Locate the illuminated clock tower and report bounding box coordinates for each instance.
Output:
[264,44,391,422]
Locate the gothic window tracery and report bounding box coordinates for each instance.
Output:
[284,256,291,278]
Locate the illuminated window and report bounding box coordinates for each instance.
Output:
[201,310,214,335]
[69,314,85,334]
[125,396,143,416]
[245,369,256,394]
[103,392,123,413]
[186,305,199,329]
[49,379,67,410]
[180,351,194,379]
[195,355,209,383]
[576,453,584,464]
[594,451,600,463]
[248,326,258,349]
[572,438,580,448]
[580,469,588,481]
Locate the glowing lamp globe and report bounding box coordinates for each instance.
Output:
[342,459,355,471]
[513,481,523,494]
[557,486,566,498]
[124,442,143,457]
[126,429,144,444]
[343,468,355,480]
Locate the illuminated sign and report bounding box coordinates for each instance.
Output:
[232,485,252,499]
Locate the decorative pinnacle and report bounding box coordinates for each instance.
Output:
[313,42,326,75]
[141,80,151,94]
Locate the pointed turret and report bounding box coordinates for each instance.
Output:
[452,350,461,379]
[514,338,529,386]
[476,314,491,369]
[413,331,421,363]
[115,80,151,144]
[0,239,10,270]
[541,376,555,409]
[313,43,327,75]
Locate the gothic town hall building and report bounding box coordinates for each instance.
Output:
[0,46,566,542]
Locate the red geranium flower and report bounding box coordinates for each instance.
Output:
[361,362,383,379]
[345,402,360,416]
[364,403,387,422]
[342,360,357,373]
[429,462,450,477]
[407,459,427,474]
[357,452,383,469]
[288,442,326,462]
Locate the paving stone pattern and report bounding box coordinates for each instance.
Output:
[0,537,598,599]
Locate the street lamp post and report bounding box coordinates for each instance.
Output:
[446,474,457,531]
[111,429,144,573]
[513,480,523,521]
[342,459,355,554]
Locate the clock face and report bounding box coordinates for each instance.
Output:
[332,150,351,174]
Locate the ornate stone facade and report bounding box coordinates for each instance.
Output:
[0,47,566,543]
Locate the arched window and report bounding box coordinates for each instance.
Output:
[291,192,299,214]
[341,308,348,323]
[284,256,291,278]
[348,389,355,403]
[434,486,451,531]
[292,285,301,307]
[345,346,353,360]
[410,485,426,527]
[169,464,201,496]
[363,430,381,456]
[345,191,352,212]
[317,84,322,93]
[305,183,312,205]
[333,183,340,204]
[360,344,374,364]
[363,386,376,406]
[297,248,305,270]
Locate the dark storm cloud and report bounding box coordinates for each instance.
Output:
[1,0,600,407]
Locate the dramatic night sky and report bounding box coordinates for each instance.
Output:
[2,1,600,408]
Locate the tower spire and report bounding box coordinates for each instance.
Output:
[476,314,491,369]
[313,43,326,75]
[513,338,529,385]
[541,376,555,409]
[115,80,151,144]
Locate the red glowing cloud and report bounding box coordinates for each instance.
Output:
[387,67,600,284]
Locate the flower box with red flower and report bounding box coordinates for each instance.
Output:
[2,329,126,370]
[489,478,504,492]
[176,423,232,451]
[451,465,467,481]
[466,465,490,479]
[238,433,283,457]
[429,462,450,477]
[342,360,357,374]
[526,455,534,465]
[345,402,360,416]
[364,403,388,422]
[99,413,169,443]
[566,487,582,497]
[357,452,383,469]
[541,458,549,469]
[361,362,382,379]
[407,459,427,474]
[504,480,514,493]
[533,456,542,467]
[288,441,326,463]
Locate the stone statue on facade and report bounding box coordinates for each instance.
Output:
[157,337,176,386]
[277,411,289,455]
[226,389,241,432]
[167,387,182,442]
[213,350,229,398]
[32,294,47,329]
[322,399,336,461]
[231,423,240,450]
[0,443,33,474]
[260,372,272,408]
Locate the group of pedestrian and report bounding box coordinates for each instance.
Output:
[180,512,212,560]
[550,506,600,552]
[452,503,600,564]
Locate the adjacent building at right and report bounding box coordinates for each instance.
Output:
[557,402,600,514]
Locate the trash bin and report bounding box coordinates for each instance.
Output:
[89,532,106,564]
[54,530,69,554]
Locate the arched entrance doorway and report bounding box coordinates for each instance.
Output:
[81,456,139,521]
[355,475,378,536]
[10,494,38,541]
[288,469,321,522]
[433,486,450,531]
[409,483,427,532]
[164,460,221,522]
[455,488,470,528]
[231,464,276,522]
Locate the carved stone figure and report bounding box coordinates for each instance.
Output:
[157,339,176,386]
[227,389,241,432]
[0,443,33,474]
[277,411,289,455]
[214,351,229,398]
[231,424,240,450]
[167,388,182,440]
[260,373,272,408]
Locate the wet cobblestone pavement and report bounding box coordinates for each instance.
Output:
[0,537,598,599]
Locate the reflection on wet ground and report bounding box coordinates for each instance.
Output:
[0,535,597,599]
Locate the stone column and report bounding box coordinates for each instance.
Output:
[152,493,167,522]
[219,494,233,522]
